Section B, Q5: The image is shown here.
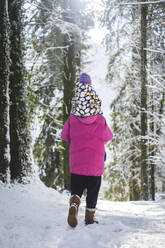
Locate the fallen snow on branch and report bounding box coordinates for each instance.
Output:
[144,48,165,54]
[120,1,165,5]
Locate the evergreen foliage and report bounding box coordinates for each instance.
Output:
[9,0,33,183]
[103,0,165,201]
[0,0,164,200]
[26,0,93,190]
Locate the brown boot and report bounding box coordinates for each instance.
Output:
[67,194,80,227]
[85,209,99,225]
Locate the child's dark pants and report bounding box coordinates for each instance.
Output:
[70,173,101,209]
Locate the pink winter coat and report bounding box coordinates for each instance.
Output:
[61,114,113,176]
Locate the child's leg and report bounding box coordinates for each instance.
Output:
[70,173,87,198]
[67,173,87,227]
[86,176,101,209]
[85,176,101,224]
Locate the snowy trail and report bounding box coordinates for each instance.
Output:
[1,181,165,248]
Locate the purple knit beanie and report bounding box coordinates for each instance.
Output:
[79,73,91,84]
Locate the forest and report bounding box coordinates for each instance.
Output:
[0,0,165,202]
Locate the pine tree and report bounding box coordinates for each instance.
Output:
[128,6,141,201]
[61,0,78,190]
[103,0,142,201]
[28,0,70,189]
[8,0,32,183]
[0,0,10,183]
[147,2,165,199]
[140,2,149,200]
[103,0,165,200]
[28,0,93,190]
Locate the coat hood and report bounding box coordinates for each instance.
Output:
[71,83,103,117]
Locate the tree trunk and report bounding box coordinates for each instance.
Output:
[8,0,32,183]
[149,58,155,200]
[140,3,149,200]
[62,0,76,190]
[150,117,155,201]
[129,163,141,201]
[63,33,76,190]
[129,6,141,201]
[0,0,10,183]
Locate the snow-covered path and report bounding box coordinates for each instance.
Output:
[1,180,165,248]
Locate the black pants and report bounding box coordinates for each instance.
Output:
[70,173,101,209]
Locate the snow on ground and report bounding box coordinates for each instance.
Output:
[1,179,165,248]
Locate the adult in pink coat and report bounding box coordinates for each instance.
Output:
[61,73,113,227]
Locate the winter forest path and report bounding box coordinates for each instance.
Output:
[1,181,165,248]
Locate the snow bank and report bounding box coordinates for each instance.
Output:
[0,179,165,248]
